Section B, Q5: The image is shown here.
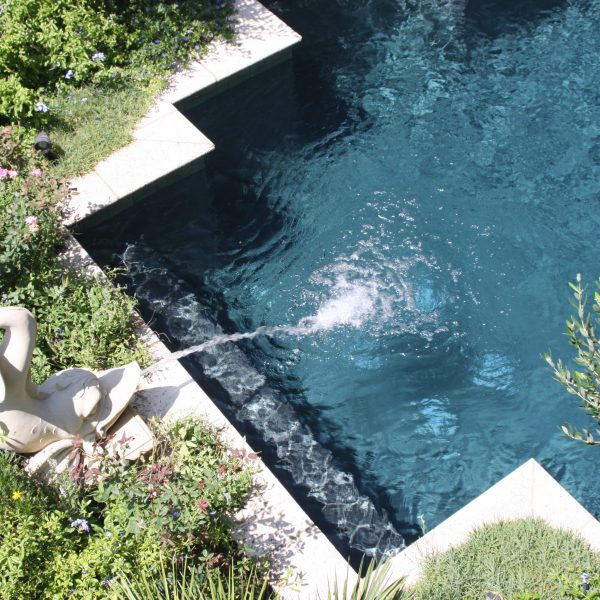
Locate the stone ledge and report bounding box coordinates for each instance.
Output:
[65,0,301,227]
[386,458,600,588]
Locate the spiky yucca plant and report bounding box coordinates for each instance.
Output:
[321,558,407,600]
[114,555,273,600]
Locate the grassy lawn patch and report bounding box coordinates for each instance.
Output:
[48,81,162,180]
[1,0,236,180]
[412,518,600,600]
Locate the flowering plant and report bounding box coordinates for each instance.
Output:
[0,417,260,597]
[0,0,124,122]
[0,0,235,124]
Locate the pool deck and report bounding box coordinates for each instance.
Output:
[61,0,600,597]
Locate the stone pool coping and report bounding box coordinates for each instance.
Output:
[60,0,600,596]
[387,458,600,588]
[64,0,301,228]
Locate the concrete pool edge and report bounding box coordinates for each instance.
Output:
[388,458,600,588]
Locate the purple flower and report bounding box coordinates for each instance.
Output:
[34,102,49,113]
[91,52,105,61]
[71,518,90,532]
[582,573,591,591]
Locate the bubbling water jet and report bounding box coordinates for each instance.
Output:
[142,283,379,376]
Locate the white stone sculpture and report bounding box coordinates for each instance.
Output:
[0,306,152,474]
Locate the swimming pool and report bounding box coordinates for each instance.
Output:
[78,0,600,559]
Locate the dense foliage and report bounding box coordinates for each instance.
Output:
[0,0,235,123]
[546,275,600,445]
[0,1,281,598]
[412,518,600,600]
[0,127,147,380]
[0,418,259,598]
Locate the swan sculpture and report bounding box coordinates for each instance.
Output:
[0,306,152,474]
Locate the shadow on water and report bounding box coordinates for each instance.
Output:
[464,0,566,39]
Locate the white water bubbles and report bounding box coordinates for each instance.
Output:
[298,276,380,333]
[294,241,443,348]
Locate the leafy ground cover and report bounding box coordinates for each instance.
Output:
[0,1,273,596]
[0,0,235,121]
[0,0,237,374]
[0,126,148,381]
[411,518,600,600]
[0,417,265,598]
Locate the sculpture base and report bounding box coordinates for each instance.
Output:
[26,407,154,478]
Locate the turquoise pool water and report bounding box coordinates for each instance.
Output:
[79,0,600,558]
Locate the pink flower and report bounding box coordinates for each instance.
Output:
[0,168,18,180]
[25,216,40,233]
[30,168,42,177]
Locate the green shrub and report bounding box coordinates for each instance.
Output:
[546,275,600,445]
[0,126,147,379]
[5,269,148,382]
[0,0,125,122]
[412,518,600,600]
[0,0,235,124]
[0,417,259,598]
[0,126,65,286]
[0,178,64,292]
